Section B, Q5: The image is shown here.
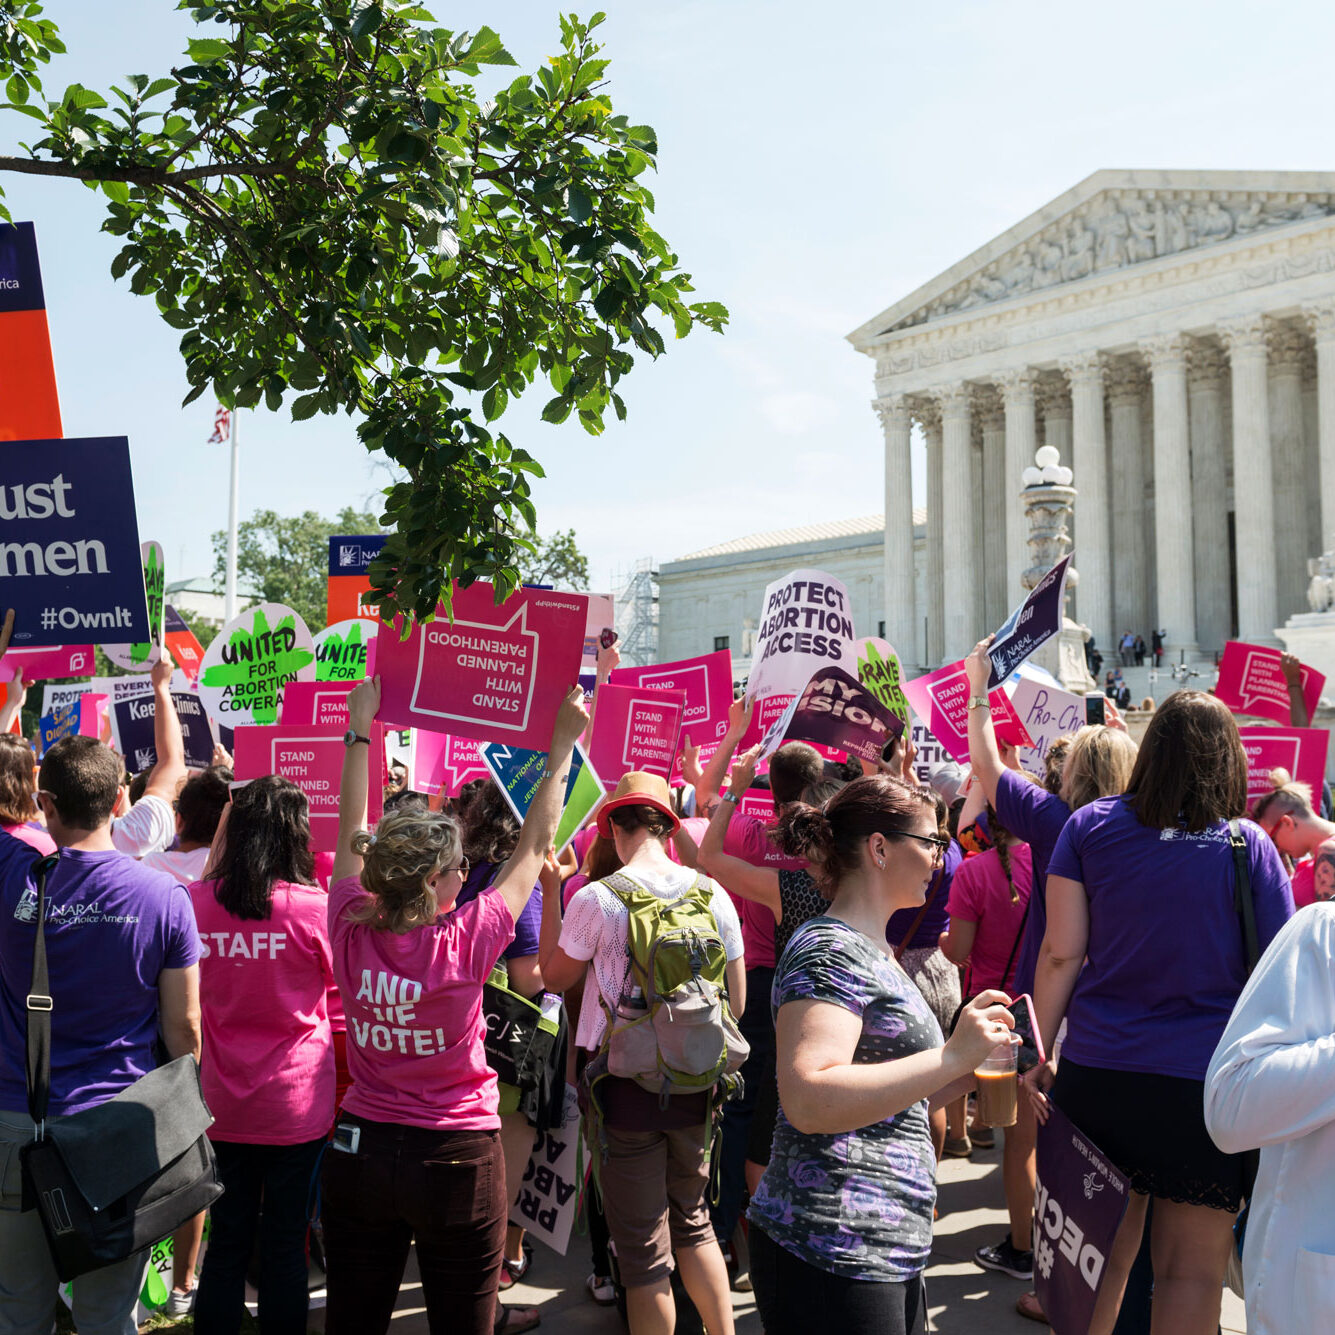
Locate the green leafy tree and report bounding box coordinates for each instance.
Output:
[0,1,726,622]
[211,505,383,632]
[517,527,589,591]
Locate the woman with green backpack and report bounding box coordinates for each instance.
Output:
[538,770,746,1335]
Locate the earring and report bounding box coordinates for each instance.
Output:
[876,858,885,869]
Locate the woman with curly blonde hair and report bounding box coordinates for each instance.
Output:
[320,676,589,1335]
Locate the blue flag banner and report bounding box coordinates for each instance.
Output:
[987,555,1073,689]
[327,535,387,577]
[1,436,150,647]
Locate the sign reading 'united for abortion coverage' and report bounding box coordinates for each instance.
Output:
[1,437,150,647]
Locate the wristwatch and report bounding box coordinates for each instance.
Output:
[721,791,742,805]
[967,695,990,711]
[343,729,371,748]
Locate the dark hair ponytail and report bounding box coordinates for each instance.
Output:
[211,775,315,921]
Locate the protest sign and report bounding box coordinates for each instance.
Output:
[612,649,733,777]
[314,618,377,682]
[745,568,858,702]
[233,721,384,851]
[41,681,90,717]
[198,603,317,727]
[103,541,166,671]
[326,534,388,624]
[112,691,215,774]
[759,665,904,763]
[480,741,602,855]
[376,583,586,749]
[987,555,1073,688]
[902,662,1026,766]
[1034,1102,1130,1335]
[1,437,151,647]
[583,594,615,672]
[1237,726,1331,809]
[410,731,488,797]
[0,222,62,441]
[163,604,205,684]
[510,1083,582,1254]
[1215,640,1325,726]
[279,680,357,729]
[734,691,845,769]
[588,682,686,792]
[90,674,162,706]
[856,637,910,725]
[2,644,94,682]
[738,790,776,824]
[38,703,79,755]
[910,719,948,784]
[1009,676,1089,776]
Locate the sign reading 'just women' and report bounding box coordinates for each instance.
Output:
[1,437,150,647]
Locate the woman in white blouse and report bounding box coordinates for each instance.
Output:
[1204,903,1335,1334]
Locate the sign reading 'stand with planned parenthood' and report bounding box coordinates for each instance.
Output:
[1,436,150,646]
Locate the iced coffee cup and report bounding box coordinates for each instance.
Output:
[974,1039,1019,1127]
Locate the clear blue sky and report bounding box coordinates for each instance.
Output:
[8,1,1335,602]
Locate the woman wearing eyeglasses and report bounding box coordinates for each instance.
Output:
[320,676,589,1335]
[746,773,1016,1335]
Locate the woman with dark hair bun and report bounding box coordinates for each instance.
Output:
[1027,690,1295,1334]
[190,774,334,1335]
[746,774,1016,1335]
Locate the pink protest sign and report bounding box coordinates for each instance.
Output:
[81,692,108,739]
[612,649,733,778]
[738,790,776,824]
[280,680,357,730]
[1236,726,1330,810]
[901,661,1020,766]
[1216,641,1324,726]
[988,687,1035,751]
[588,682,686,793]
[233,721,384,851]
[1,644,95,682]
[375,583,587,749]
[411,731,489,797]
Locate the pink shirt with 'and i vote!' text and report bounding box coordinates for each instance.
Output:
[328,874,515,1131]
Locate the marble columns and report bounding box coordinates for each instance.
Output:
[918,399,945,665]
[1058,354,1111,647]
[1106,357,1150,640]
[1268,322,1310,621]
[876,394,917,664]
[1187,343,1232,652]
[979,388,1008,630]
[996,371,1036,614]
[1305,301,1335,551]
[1141,334,1197,654]
[936,384,977,659]
[1219,316,1279,644]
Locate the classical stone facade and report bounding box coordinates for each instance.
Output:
[850,170,1335,669]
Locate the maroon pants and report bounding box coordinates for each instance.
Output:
[321,1117,505,1335]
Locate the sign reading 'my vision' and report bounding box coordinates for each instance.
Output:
[1,436,150,647]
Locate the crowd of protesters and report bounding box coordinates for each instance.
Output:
[0,602,1332,1335]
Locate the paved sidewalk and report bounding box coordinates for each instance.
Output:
[304,1131,1247,1333]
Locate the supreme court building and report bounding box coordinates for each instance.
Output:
[850,170,1335,671]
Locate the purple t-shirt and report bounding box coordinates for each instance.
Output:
[994,768,1072,996]
[886,839,961,952]
[1047,797,1293,1080]
[455,859,540,960]
[0,831,200,1116]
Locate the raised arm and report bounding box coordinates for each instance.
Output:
[965,637,1006,807]
[493,687,590,925]
[693,695,754,813]
[697,744,781,917]
[1281,652,1310,729]
[332,675,380,885]
[0,669,25,735]
[141,648,188,804]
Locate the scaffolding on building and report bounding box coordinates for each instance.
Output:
[612,557,658,666]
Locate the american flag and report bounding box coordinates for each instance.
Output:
[207,404,232,444]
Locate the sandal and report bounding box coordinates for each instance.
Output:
[498,1240,534,1291]
[495,1304,541,1334]
[1015,1290,1047,1324]
[586,1273,616,1306]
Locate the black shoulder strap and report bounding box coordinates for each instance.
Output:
[1000,899,1031,994]
[1228,819,1261,976]
[25,853,59,1133]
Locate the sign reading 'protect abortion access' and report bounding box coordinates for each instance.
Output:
[1,436,150,647]
[375,583,587,750]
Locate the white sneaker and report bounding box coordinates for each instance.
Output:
[167,1287,196,1317]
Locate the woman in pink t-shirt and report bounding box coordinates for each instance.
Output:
[0,733,55,856]
[320,678,589,1335]
[191,775,335,1335]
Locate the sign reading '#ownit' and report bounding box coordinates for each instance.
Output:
[1,436,151,647]
[375,583,587,750]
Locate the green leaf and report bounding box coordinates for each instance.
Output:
[291,394,321,421]
[566,185,592,223]
[141,77,177,100]
[62,83,108,110]
[101,180,130,205]
[6,74,28,106]
[186,38,231,61]
[350,3,382,39]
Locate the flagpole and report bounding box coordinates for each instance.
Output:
[224,409,239,623]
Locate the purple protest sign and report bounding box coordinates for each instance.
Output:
[1033,1102,1131,1335]
[759,665,904,763]
[987,555,1072,688]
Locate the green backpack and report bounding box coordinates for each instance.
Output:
[596,869,749,1102]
